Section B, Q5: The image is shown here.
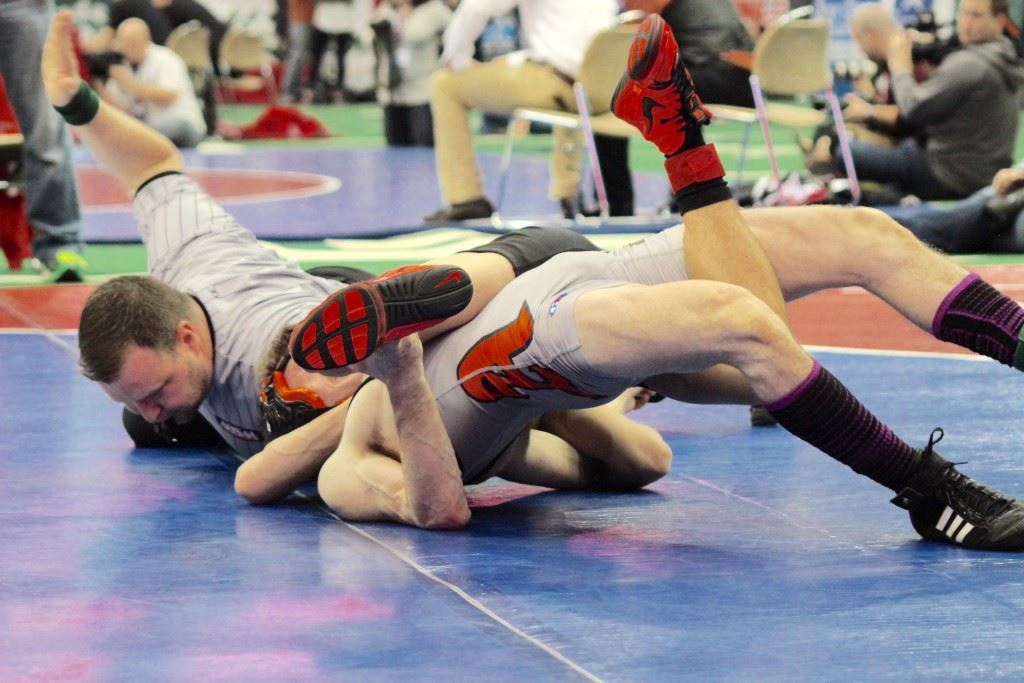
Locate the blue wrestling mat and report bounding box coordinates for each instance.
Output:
[77,146,675,242]
[4,330,1023,681]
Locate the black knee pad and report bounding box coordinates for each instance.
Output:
[462,226,600,276]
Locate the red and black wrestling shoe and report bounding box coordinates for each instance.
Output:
[611,13,712,157]
[289,265,473,371]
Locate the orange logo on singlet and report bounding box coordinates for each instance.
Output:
[457,302,599,403]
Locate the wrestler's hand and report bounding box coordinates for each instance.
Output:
[349,336,424,385]
[992,168,1024,196]
[620,387,660,413]
[42,10,82,107]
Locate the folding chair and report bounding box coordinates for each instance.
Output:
[708,12,861,204]
[166,21,214,99]
[219,26,278,103]
[167,21,212,73]
[493,15,651,225]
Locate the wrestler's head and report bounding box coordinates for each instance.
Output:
[79,275,213,425]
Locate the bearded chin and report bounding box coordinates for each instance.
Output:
[182,363,213,419]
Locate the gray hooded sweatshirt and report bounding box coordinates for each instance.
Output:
[891,36,1024,195]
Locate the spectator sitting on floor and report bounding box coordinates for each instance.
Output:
[881,164,1024,254]
[804,2,919,169]
[810,0,1024,202]
[97,18,207,148]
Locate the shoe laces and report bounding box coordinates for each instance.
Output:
[649,64,710,128]
[924,428,1014,523]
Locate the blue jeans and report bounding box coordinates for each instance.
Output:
[0,0,82,259]
[846,137,963,201]
[881,189,994,253]
[281,22,312,101]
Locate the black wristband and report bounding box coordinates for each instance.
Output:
[53,81,100,126]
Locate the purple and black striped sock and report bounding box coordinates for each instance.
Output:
[764,361,917,491]
[933,273,1024,369]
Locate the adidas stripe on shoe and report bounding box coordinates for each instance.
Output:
[891,428,1024,551]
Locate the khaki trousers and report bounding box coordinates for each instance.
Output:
[429,60,583,205]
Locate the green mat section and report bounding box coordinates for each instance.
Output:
[1,234,1017,287]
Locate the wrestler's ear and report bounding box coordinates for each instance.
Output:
[175,320,201,353]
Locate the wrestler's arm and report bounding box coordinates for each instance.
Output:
[234,401,350,505]
[43,10,182,193]
[318,338,471,529]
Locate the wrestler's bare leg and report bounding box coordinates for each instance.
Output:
[421,252,513,342]
[745,205,966,328]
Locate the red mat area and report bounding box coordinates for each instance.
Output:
[788,290,960,354]
[5,266,1024,355]
[76,167,332,210]
[0,284,91,329]
[789,265,1024,355]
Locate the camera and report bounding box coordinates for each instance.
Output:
[84,50,126,80]
[904,10,959,65]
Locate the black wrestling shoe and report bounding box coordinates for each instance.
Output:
[749,405,778,427]
[891,428,1024,550]
[290,265,473,371]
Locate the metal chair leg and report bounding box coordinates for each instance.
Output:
[492,112,520,224]
[750,74,783,195]
[827,86,861,205]
[574,83,610,219]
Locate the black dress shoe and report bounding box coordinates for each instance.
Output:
[984,187,1024,233]
[560,196,634,219]
[560,197,577,219]
[424,197,494,223]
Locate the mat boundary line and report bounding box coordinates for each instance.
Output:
[293,491,604,682]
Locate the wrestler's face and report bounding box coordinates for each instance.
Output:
[102,329,212,425]
[958,0,1002,45]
